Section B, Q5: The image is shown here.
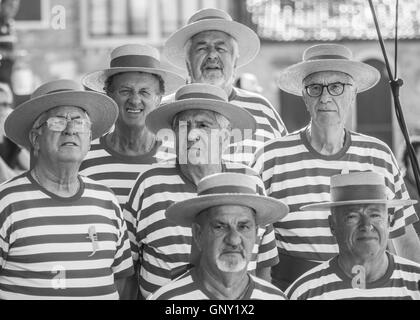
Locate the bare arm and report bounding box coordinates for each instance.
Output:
[391,224,420,263]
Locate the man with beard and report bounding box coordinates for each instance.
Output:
[148,172,289,300]
[163,8,287,165]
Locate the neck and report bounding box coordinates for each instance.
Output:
[307,123,346,155]
[179,162,223,185]
[32,163,80,197]
[337,251,389,283]
[107,124,156,156]
[197,265,250,300]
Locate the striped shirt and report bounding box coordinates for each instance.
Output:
[163,87,288,166]
[252,127,418,262]
[0,172,134,300]
[286,252,420,300]
[79,134,175,208]
[123,161,279,298]
[148,268,288,300]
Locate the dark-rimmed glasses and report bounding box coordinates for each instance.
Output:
[305,82,353,97]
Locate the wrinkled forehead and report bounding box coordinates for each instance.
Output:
[46,105,88,118]
[333,203,387,215]
[175,109,219,122]
[190,30,235,45]
[303,71,354,85]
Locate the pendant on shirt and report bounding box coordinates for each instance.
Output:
[87,226,99,257]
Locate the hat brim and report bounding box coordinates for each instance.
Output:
[145,98,257,134]
[300,199,417,211]
[164,19,260,69]
[82,67,185,94]
[5,91,118,149]
[166,194,289,227]
[277,60,380,96]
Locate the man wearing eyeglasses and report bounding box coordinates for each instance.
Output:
[0,82,30,183]
[0,80,134,299]
[252,44,420,291]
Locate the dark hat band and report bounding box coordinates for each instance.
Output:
[177,92,226,102]
[199,185,255,196]
[110,55,160,69]
[307,55,349,61]
[331,185,386,202]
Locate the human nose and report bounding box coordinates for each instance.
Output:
[187,127,201,142]
[359,215,374,232]
[128,91,142,104]
[319,85,332,102]
[224,227,242,247]
[63,120,77,135]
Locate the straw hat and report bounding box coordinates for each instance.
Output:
[145,83,256,134]
[166,172,289,227]
[5,79,118,149]
[278,44,380,96]
[164,8,260,69]
[300,171,416,211]
[82,44,185,94]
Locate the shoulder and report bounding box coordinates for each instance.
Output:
[148,270,197,300]
[350,130,393,153]
[233,88,273,106]
[286,260,334,299]
[0,171,32,198]
[250,275,288,300]
[254,129,304,159]
[392,253,420,273]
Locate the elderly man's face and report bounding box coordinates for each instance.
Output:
[173,109,230,165]
[303,71,356,128]
[107,72,162,129]
[193,205,257,274]
[330,204,389,261]
[187,31,237,89]
[33,106,91,164]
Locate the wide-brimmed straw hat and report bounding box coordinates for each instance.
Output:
[164,8,260,69]
[166,173,289,227]
[5,79,118,149]
[278,44,380,96]
[82,44,185,94]
[301,172,416,211]
[145,83,256,134]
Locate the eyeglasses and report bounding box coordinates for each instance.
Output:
[304,82,353,97]
[36,117,91,133]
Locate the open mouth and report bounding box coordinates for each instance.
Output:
[126,107,144,114]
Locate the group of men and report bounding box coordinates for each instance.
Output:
[0,8,419,300]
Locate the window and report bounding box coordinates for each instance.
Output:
[15,0,50,30]
[81,0,229,47]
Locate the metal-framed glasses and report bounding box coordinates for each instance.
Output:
[36,117,91,133]
[304,82,353,97]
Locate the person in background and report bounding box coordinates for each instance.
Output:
[0,81,29,182]
[163,8,287,166]
[401,136,420,236]
[80,44,184,208]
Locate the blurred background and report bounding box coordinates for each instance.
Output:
[1,0,420,160]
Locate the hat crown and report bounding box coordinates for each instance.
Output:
[330,172,387,203]
[110,44,160,61]
[31,79,83,99]
[197,173,257,196]
[303,44,353,62]
[188,8,232,24]
[175,83,228,102]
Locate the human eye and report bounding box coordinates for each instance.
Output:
[328,82,344,94]
[238,222,252,232]
[119,88,132,96]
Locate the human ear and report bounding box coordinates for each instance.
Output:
[328,215,336,235]
[192,222,203,252]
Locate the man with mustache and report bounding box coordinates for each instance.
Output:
[148,172,289,300]
[163,8,287,165]
[287,172,420,300]
[0,80,134,299]
[253,44,420,291]
[123,84,279,298]
[80,44,184,208]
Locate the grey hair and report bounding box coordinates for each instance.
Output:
[29,108,92,149]
[184,33,240,69]
[171,110,232,131]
